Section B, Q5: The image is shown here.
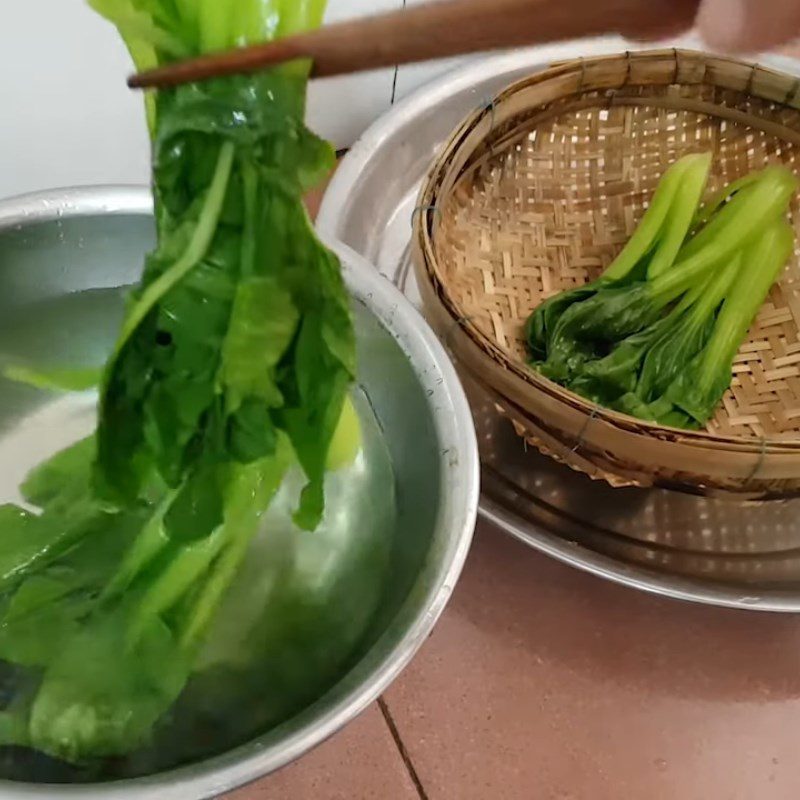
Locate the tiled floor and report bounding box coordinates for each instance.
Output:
[226,704,418,800]
[231,55,800,799]
[230,524,800,800]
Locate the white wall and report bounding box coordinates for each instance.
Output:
[393,0,476,100]
[0,0,150,200]
[306,0,399,151]
[0,0,422,200]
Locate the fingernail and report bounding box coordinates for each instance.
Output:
[698,0,748,51]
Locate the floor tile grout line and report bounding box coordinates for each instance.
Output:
[377,696,430,800]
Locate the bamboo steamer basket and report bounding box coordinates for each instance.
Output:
[414,48,800,499]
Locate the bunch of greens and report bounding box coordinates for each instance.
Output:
[0,0,362,763]
[527,154,798,429]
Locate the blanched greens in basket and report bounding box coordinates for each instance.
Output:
[526,154,798,429]
[0,0,367,765]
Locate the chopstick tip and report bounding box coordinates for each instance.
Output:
[127,73,146,90]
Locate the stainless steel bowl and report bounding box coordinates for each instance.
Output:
[0,186,479,798]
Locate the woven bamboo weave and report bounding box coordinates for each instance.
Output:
[414,49,800,496]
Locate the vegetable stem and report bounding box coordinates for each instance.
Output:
[646,152,712,279]
[113,141,236,357]
[602,155,695,282]
[651,166,798,304]
[691,170,762,229]
[698,220,794,394]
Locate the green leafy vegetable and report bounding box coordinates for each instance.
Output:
[641,220,795,427]
[2,366,101,393]
[0,0,365,763]
[527,156,798,429]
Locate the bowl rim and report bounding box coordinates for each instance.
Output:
[0,185,479,799]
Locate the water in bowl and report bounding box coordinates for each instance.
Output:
[0,287,396,781]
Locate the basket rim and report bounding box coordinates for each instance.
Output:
[415,47,800,455]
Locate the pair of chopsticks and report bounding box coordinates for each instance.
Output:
[130,0,700,90]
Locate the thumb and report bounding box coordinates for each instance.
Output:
[699,0,800,51]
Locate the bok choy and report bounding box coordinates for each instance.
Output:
[527,155,798,429]
[0,0,362,763]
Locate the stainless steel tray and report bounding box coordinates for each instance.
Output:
[318,36,800,612]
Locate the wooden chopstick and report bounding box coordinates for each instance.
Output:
[129,0,699,90]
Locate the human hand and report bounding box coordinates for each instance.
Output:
[698,0,800,51]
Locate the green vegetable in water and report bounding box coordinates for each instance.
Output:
[0,0,365,764]
[526,155,798,429]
